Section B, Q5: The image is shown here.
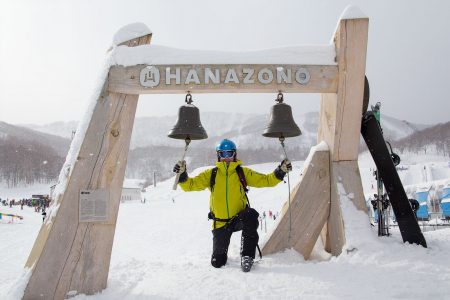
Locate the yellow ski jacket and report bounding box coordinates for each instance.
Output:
[179,160,282,229]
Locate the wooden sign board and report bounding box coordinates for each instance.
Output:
[108,64,338,94]
[79,189,110,223]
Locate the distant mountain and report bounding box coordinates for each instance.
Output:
[20,120,78,140]
[21,111,428,151]
[131,111,316,150]
[0,121,70,156]
[126,111,432,181]
[15,111,434,183]
[0,121,69,187]
[376,114,430,141]
[392,121,450,157]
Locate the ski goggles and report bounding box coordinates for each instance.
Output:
[218,150,235,158]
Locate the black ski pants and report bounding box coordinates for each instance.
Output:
[211,207,259,268]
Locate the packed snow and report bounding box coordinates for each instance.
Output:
[330,5,368,44]
[112,23,152,47]
[111,44,337,66]
[340,5,368,20]
[108,22,336,66]
[1,152,450,299]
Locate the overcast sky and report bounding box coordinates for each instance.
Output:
[1,0,449,126]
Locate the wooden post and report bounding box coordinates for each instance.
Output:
[262,147,330,259]
[23,29,152,299]
[318,11,369,256]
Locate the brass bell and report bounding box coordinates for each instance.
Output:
[263,92,301,138]
[168,93,208,140]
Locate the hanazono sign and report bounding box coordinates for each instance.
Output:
[139,65,311,88]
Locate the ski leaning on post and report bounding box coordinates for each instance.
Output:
[370,103,390,236]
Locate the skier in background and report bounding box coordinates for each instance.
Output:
[173,139,291,272]
[42,209,47,223]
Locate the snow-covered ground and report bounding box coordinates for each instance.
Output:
[1,154,450,299]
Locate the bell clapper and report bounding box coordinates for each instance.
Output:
[276,91,283,103]
[279,136,292,242]
[185,92,193,105]
[172,137,191,190]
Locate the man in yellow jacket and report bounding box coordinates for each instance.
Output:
[173,139,291,272]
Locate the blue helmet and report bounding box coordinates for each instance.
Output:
[216,139,237,152]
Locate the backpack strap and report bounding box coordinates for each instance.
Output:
[210,167,218,191]
[210,165,247,192]
[236,165,252,208]
[236,165,248,193]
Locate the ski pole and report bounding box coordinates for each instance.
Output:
[172,137,191,191]
[279,136,292,242]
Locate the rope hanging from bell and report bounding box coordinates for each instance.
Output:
[262,92,302,242]
[168,93,208,190]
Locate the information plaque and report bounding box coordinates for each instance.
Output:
[79,189,109,222]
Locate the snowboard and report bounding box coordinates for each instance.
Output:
[361,111,427,247]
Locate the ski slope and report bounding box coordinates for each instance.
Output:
[2,157,450,299]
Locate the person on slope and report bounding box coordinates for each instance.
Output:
[173,139,291,272]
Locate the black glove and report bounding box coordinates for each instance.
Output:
[274,159,292,180]
[173,160,186,174]
[280,159,292,173]
[173,160,188,183]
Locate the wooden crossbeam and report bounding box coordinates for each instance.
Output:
[107,64,338,94]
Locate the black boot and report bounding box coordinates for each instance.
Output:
[241,256,254,272]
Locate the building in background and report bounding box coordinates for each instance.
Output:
[121,179,146,202]
[440,184,450,219]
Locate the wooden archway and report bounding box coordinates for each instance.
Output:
[23,7,368,299]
